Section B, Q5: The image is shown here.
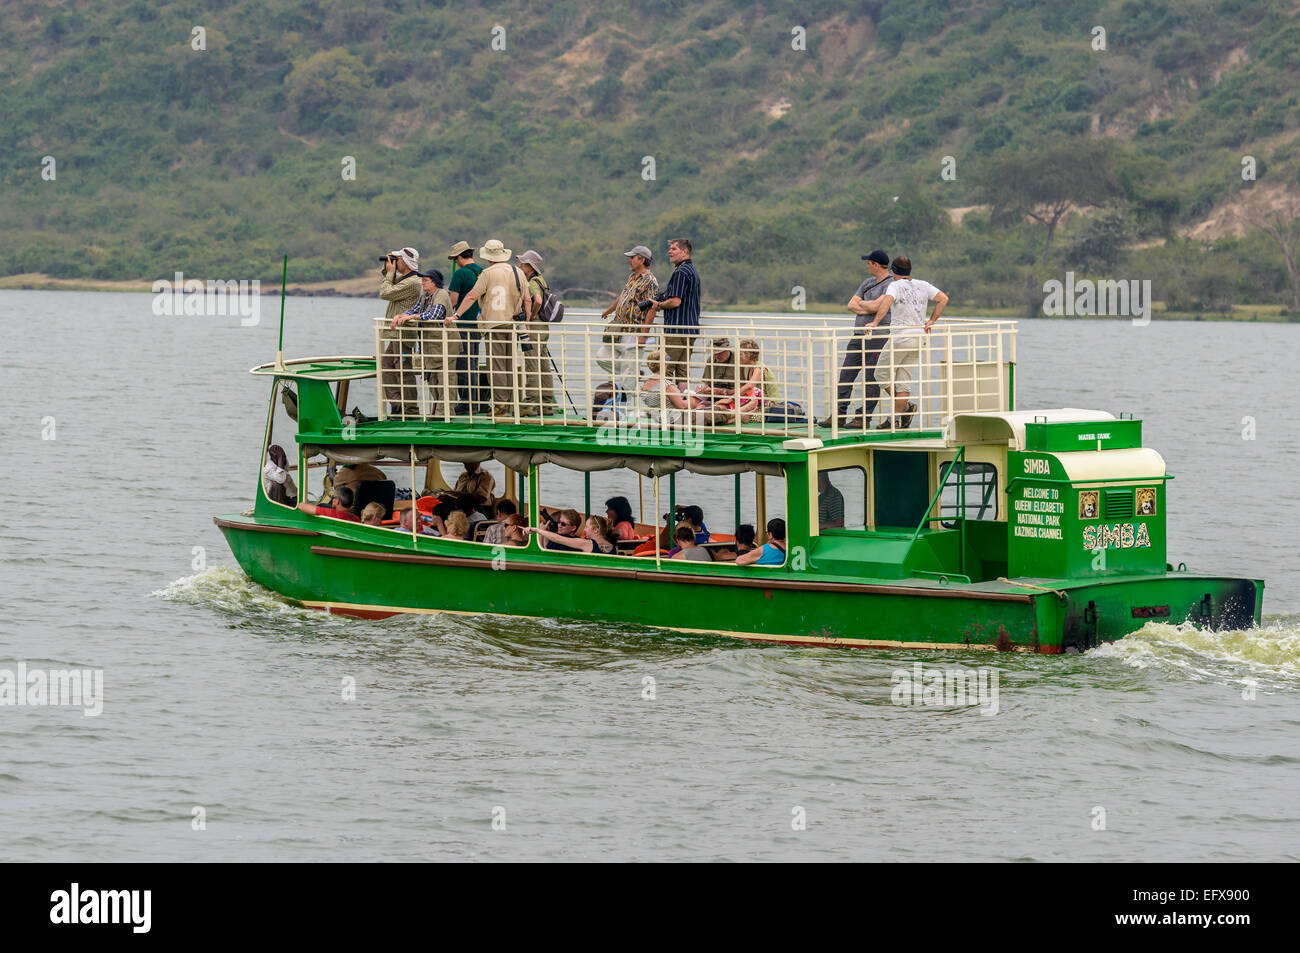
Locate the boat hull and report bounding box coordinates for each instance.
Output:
[215,516,1263,653]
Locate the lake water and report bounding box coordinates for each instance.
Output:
[1,290,1298,861]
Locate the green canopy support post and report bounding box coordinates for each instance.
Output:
[584,472,591,518]
[668,472,676,526]
[733,473,742,533]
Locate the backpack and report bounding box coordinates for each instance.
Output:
[533,274,565,323]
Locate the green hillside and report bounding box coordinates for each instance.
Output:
[2,0,1299,314]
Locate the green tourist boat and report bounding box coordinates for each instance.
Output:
[215,315,1262,652]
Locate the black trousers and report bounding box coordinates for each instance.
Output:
[454,329,488,408]
[835,333,887,420]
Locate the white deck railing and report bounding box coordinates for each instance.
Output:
[374,314,1017,439]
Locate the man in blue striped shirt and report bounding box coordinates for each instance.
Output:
[645,237,702,386]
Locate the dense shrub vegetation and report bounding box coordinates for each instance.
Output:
[1,0,1297,313]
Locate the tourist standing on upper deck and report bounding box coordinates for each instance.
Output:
[819,249,893,430]
[378,246,424,418]
[518,249,557,414]
[393,269,458,417]
[447,240,537,417]
[447,240,487,415]
[600,244,659,389]
[644,238,701,387]
[379,246,423,317]
[870,255,948,430]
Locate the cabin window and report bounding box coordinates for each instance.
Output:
[817,466,866,531]
[532,464,785,564]
[939,461,999,526]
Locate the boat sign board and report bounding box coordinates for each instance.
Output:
[1007,450,1166,579]
[1023,419,1142,453]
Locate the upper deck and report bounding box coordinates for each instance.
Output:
[359,312,1017,445]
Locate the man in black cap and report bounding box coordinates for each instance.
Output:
[819,250,894,430]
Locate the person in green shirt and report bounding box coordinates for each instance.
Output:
[446,240,486,414]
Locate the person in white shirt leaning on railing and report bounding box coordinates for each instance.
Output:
[857,255,948,430]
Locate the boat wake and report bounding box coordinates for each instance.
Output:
[1093,618,1300,692]
[152,565,325,622]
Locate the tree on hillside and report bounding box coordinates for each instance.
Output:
[980,141,1124,261]
[1257,196,1300,312]
[285,49,373,127]
[1058,205,1136,273]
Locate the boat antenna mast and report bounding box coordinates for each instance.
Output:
[274,253,288,372]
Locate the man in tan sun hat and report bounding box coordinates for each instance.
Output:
[378,245,423,418]
[447,239,536,417]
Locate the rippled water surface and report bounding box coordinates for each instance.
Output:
[1,291,1298,861]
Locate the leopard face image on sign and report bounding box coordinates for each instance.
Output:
[1079,490,1099,520]
[1136,487,1157,516]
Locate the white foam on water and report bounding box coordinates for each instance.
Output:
[151,565,324,621]
[1093,619,1300,691]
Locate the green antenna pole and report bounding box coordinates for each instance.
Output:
[274,253,288,371]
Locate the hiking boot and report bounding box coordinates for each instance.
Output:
[898,402,918,429]
[816,416,848,429]
[452,403,470,416]
[843,417,865,430]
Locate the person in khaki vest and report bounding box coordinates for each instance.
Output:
[517,249,555,414]
[447,239,536,417]
[392,269,459,416]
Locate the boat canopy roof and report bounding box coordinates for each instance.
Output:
[251,356,377,380]
[944,409,1117,450]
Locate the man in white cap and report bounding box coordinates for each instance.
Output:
[379,246,423,318]
[447,239,536,417]
[599,244,658,391]
[378,245,424,418]
[518,249,555,414]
